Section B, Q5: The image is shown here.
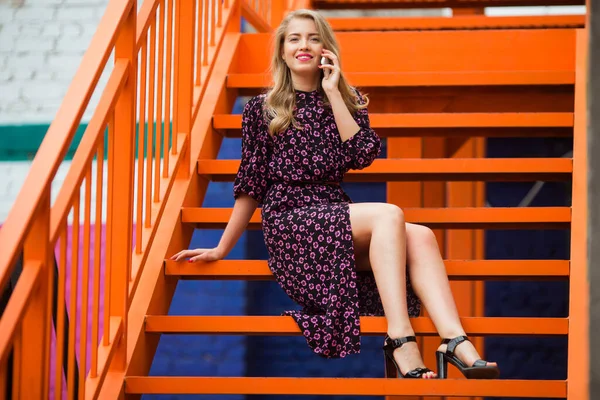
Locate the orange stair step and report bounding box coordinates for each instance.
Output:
[125,376,566,397]
[314,0,583,8]
[327,15,585,31]
[181,207,571,229]
[236,31,575,77]
[227,71,575,89]
[165,259,569,281]
[197,158,572,182]
[213,112,574,138]
[145,316,567,336]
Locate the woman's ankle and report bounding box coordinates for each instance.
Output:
[439,329,467,340]
[386,327,415,340]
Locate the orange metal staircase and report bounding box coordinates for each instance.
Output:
[0,0,590,399]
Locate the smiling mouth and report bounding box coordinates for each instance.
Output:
[296,56,313,61]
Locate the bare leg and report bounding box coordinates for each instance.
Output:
[405,223,496,367]
[349,203,436,379]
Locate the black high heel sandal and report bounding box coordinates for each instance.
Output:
[383,335,435,379]
[436,335,500,379]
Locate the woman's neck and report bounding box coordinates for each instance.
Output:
[291,76,318,92]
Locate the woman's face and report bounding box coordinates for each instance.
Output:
[282,18,323,79]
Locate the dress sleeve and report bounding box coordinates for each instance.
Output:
[233,96,270,204]
[340,89,381,170]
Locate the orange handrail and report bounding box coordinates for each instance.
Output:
[0,0,133,302]
[567,27,589,400]
[0,0,136,396]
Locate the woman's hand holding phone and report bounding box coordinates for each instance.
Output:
[319,49,340,93]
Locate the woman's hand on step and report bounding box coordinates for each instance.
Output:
[170,247,225,263]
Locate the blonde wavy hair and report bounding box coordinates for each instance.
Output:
[264,9,368,136]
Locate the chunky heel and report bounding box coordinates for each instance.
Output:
[383,335,434,379]
[436,336,500,379]
[384,354,398,378]
[436,350,448,379]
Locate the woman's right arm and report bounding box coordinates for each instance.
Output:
[170,194,257,262]
[171,96,267,263]
[216,194,258,257]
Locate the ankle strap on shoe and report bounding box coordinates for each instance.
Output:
[384,335,417,350]
[441,335,470,355]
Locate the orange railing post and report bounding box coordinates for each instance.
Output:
[18,193,52,398]
[108,0,137,369]
[174,0,196,178]
[568,27,589,400]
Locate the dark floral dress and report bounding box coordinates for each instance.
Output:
[233,89,421,359]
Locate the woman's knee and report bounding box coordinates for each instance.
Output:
[407,223,438,249]
[374,203,404,225]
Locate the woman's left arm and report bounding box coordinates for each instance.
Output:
[331,90,381,170]
[321,49,381,170]
[320,49,361,142]
[326,89,361,142]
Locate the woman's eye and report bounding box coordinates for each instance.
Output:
[311,38,320,42]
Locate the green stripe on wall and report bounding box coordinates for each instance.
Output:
[0,124,87,161]
[0,123,173,161]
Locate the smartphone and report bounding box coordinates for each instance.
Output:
[320,56,329,65]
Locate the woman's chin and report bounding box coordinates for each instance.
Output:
[290,68,321,78]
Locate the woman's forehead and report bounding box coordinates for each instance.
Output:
[286,18,318,36]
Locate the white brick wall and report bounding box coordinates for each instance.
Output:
[0,0,111,124]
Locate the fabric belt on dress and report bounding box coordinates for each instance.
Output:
[271,180,340,187]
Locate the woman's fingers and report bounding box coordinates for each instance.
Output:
[319,64,337,76]
[172,247,224,263]
[190,254,206,262]
[171,248,208,261]
[321,49,337,61]
[170,250,190,261]
[189,250,219,263]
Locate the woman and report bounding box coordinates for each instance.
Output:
[172,9,499,380]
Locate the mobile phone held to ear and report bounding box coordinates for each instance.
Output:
[320,56,328,65]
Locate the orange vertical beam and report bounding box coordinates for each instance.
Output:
[109,1,137,370]
[210,0,216,46]
[155,3,165,201]
[79,169,92,399]
[67,195,80,399]
[146,20,157,228]
[164,0,174,167]
[90,142,104,379]
[228,0,242,33]
[19,192,51,398]
[135,40,147,253]
[568,28,589,400]
[55,223,67,396]
[174,0,196,178]
[196,0,203,85]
